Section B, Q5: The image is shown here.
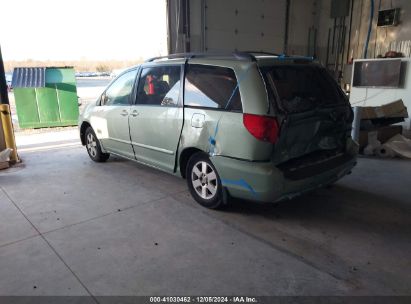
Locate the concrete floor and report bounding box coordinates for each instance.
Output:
[0,140,410,296]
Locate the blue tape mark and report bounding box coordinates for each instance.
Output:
[208,119,220,155]
[208,136,216,146]
[224,83,240,111]
[221,178,258,196]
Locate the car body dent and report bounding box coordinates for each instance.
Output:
[178,109,273,162]
[210,138,358,203]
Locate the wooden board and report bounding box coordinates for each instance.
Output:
[361,99,408,120]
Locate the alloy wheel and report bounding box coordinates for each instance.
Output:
[191,161,218,200]
[86,133,97,158]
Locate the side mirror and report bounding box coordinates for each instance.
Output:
[100,94,108,106]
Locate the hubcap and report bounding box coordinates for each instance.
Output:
[86,133,98,158]
[191,161,218,200]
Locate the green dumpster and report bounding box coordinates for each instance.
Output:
[12,67,79,129]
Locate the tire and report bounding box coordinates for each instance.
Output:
[186,152,225,209]
[85,127,110,162]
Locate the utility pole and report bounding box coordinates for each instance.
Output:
[0,45,10,105]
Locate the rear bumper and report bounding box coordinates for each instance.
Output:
[210,139,358,203]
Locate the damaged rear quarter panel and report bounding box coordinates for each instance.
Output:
[179,108,273,161]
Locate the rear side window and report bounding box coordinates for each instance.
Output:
[184,65,242,112]
[262,65,347,113]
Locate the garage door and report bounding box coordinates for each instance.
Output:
[205,0,286,53]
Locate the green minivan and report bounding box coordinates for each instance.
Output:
[79,52,358,209]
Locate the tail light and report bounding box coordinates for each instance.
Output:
[243,114,280,144]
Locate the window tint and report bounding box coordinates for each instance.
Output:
[136,66,181,106]
[184,65,242,111]
[103,69,137,106]
[262,65,346,113]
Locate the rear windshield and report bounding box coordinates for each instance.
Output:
[262,65,347,113]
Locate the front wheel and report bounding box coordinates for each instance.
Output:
[85,127,110,162]
[186,153,225,209]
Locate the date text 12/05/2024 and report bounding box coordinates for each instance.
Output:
[149,297,258,303]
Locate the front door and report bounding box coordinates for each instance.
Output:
[129,65,183,172]
[90,69,137,159]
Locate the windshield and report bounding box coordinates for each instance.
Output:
[262,65,347,113]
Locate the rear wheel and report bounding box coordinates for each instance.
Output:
[85,127,110,162]
[186,153,225,209]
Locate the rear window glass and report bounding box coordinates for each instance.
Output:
[262,65,346,113]
[184,65,242,112]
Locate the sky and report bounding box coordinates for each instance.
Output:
[0,0,168,61]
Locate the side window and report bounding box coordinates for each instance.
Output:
[136,66,181,106]
[184,65,242,112]
[102,69,137,106]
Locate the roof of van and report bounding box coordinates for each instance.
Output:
[117,52,317,76]
[144,52,315,64]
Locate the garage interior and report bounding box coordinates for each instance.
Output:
[1,0,411,300]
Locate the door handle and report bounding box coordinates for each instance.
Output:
[130,110,139,117]
[120,110,129,116]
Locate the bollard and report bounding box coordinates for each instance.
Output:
[0,104,19,163]
[351,106,362,144]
